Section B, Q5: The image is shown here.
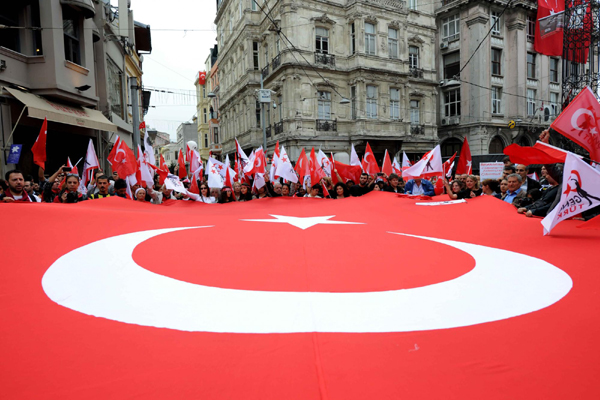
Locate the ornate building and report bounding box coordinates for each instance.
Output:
[214,0,439,164]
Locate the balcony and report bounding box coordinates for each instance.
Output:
[314,52,336,67]
[262,64,270,79]
[442,0,458,5]
[410,124,425,135]
[265,125,272,138]
[274,121,283,135]
[272,54,281,70]
[316,119,337,132]
[409,67,424,78]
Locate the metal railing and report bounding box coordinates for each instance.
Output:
[409,67,424,78]
[410,124,425,135]
[265,125,272,138]
[262,65,270,79]
[316,119,337,132]
[274,121,283,135]
[314,52,336,67]
[272,54,281,70]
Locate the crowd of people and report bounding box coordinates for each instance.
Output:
[1,151,597,221]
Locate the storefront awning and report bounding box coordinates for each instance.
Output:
[3,87,117,132]
[60,0,95,19]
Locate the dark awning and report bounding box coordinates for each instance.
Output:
[134,21,152,53]
[60,0,95,19]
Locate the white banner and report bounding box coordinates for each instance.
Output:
[479,162,504,180]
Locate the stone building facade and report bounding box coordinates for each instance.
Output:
[435,0,561,159]
[214,0,439,164]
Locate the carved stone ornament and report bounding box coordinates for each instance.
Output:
[311,14,336,26]
[408,35,425,44]
[410,90,425,98]
[389,20,401,29]
[347,12,363,22]
[364,15,378,24]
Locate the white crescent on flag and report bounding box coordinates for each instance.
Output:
[571,108,595,131]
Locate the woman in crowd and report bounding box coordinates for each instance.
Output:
[458,175,482,198]
[233,182,242,201]
[281,183,291,197]
[54,174,85,203]
[332,182,349,199]
[495,179,509,200]
[135,188,147,202]
[238,183,255,201]
[443,179,465,200]
[218,186,236,203]
[373,181,384,191]
[195,184,217,203]
[304,184,322,198]
[256,185,269,199]
[480,179,500,197]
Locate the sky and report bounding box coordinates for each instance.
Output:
[113,0,218,141]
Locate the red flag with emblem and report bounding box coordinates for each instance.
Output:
[295,148,310,183]
[550,86,600,163]
[31,117,48,169]
[309,147,326,186]
[178,149,187,179]
[381,149,393,176]
[107,136,138,178]
[455,138,472,175]
[443,152,457,178]
[361,142,380,175]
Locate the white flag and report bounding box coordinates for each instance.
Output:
[317,149,332,177]
[350,144,361,166]
[402,152,411,170]
[541,153,600,235]
[402,145,443,179]
[392,157,402,175]
[137,144,154,188]
[236,138,250,170]
[143,130,155,166]
[164,173,189,194]
[82,139,100,187]
[207,158,225,189]
[275,145,298,183]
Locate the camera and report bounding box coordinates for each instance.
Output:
[66,192,78,203]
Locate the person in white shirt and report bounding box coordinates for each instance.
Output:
[186,184,217,203]
[304,184,322,198]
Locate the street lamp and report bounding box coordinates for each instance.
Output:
[207,92,216,98]
[340,98,351,104]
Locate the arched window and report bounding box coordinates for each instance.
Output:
[489,136,505,153]
[442,137,462,157]
[517,134,531,147]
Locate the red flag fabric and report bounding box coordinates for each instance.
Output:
[309,148,326,186]
[107,137,138,178]
[332,159,362,185]
[67,157,79,176]
[178,149,187,179]
[455,138,472,175]
[156,154,169,185]
[362,143,380,175]
[139,121,146,130]
[534,0,565,57]
[381,150,393,176]
[3,195,599,399]
[443,152,457,178]
[550,87,600,162]
[198,71,207,85]
[504,143,565,165]
[295,148,310,182]
[82,139,100,188]
[31,117,47,169]
[224,166,234,188]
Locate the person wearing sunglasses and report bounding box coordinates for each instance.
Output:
[187,185,217,203]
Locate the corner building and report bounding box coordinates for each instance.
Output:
[215,0,439,164]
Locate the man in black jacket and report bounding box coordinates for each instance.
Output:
[350,173,373,197]
[383,173,404,193]
[516,164,541,193]
[517,164,562,217]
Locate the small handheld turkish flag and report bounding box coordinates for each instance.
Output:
[361,142,380,175]
[551,87,600,163]
[178,149,187,179]
[381,149,393,176]
[455,138,472,175]
[31,118,47,170]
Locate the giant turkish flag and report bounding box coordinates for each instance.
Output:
[1,194,599,399]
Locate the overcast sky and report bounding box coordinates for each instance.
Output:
[114,0,218,141]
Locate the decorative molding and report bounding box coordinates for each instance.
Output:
[408,34,425,44]
[311,13,336,26]
[364,15,378,24]
[466,15,489,27]
[64,60,89,76]
[389,20,401,29]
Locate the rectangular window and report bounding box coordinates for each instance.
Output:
[203,108,208,123]
[527,52,536,79]
[491,48,502,76]
[318,91,331,120]
[366,85,378,119]
[550,58,559,82]
[315,27,329,54]
[204,133,209,148]
[251,0,258,11]
[388,28,399,59]
[213,127,219,144]
[491,11,501,35]
[444,89,461,117]
[442,14,460,41]
[390,88,400,120]
[410,100,420,125]
[255,101,261,127]
[409,46,419,69]
[365,23,376,55]
[63,8,81,65]
[527,89,536,116]
[527,15,535,42]
[351,86,357,120]
[253,41,259,70]
[409,0,417,10]
[107,58,124,119]
[443,52,460,79]
[492,87,502,114]
[276,36,280,54]
[550,92,559,117]
[350,23,356,55]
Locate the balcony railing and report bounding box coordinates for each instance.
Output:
[265,125,272,138]
[410,124,425,135]
[274,121,283,135]
[272,54,281,70]
[316,119,337,132]
[442,0,458,5]
[410,67,424,78]
[314,52,336,67]
[262,65,270,79]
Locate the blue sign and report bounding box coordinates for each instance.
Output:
[7,144,22,164]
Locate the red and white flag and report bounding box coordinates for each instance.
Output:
[542,152,600,235]
[274,145,298,183]
[534,0,565,58]
[443,152,457,179]
[551,86,600,163]
[244,147,266,176]
[350,144,361,166]
[236,138,250,170]
[137,144,154,188]
[402,145,443,178]
[456,138,472,175]
[331,158,362,185]
[142,131,155,166]
[528,172,539,182]
[207,158,225,189]
[31,117,48,170]
[295,148,310,188]
[402,152,411,171]
[224,165,234,188]
[177,149,187,179]
[67,157,79,176]
[361,142,380,175]
[82,139,99,187]
[381,150,393,176]
[309,147,326,186]
[317,149,332,178]
[270,141,281,182]
[107,136,138,179]
[392,157,402,175]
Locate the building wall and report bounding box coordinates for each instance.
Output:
[214,0,439,163]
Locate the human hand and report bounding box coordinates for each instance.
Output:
[525,210,533,217]
[517,208,526,214]
[2,197,15,203]
[539,130,550,143]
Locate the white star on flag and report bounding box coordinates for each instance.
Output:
[241,215,364,230]
[11,147,19,153]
